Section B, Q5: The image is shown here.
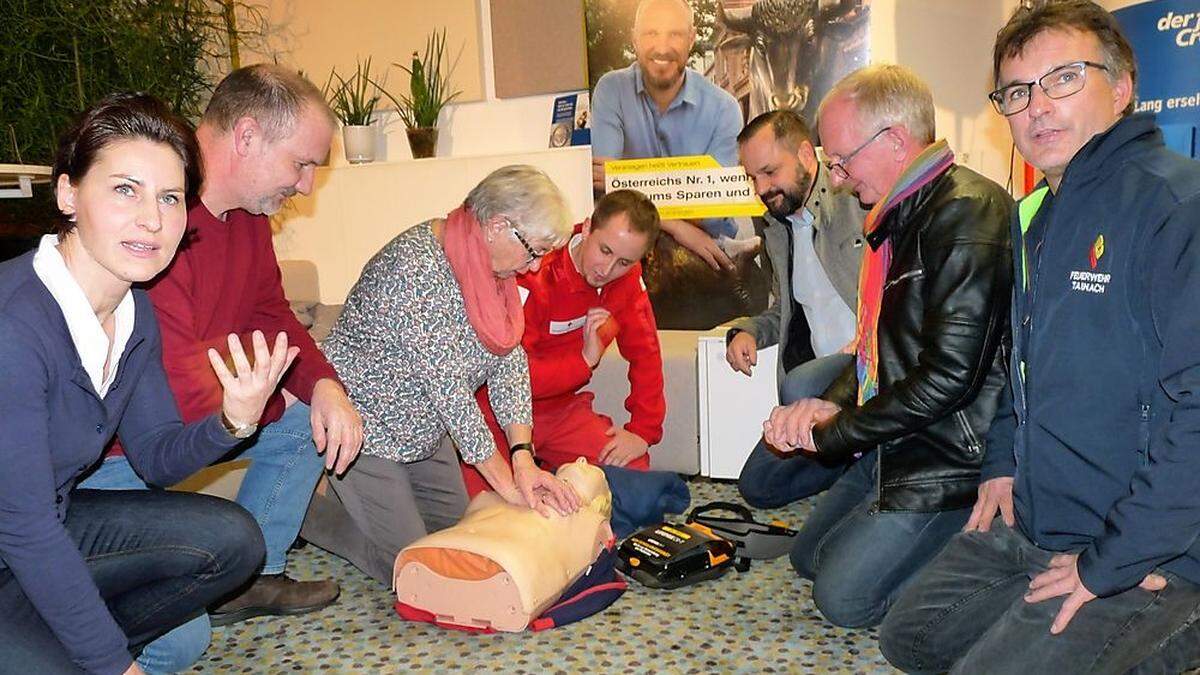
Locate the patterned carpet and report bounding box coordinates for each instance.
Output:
[193,478,897,673]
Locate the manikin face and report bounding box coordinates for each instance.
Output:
[739,127,816,220]
[236,103,333,215]
[817,95,904,207]
[996,29,1131,190]
[633,0,695,93]
[56,138,189,292]
[575,212,651,288]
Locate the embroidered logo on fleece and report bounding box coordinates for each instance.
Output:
[1089,234,1105,270]
[1070,234,1110,294]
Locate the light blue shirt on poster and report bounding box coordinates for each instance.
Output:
[592,63,743,237]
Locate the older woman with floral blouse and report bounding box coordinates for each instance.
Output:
[303,165,583,584]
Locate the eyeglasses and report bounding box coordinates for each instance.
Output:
[823,126,892,181]
[506,221,550,264]
[988,60,1109,116]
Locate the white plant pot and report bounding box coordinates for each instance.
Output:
[342,125,376,164]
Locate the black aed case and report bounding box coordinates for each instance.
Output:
[615,521,743,589]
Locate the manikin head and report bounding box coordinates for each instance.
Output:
[816,65,936,207]
[556,458,612,518]
[990,1,1135,191]
[574,189,660,288]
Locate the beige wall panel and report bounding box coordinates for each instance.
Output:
[490,0,588,98]
[244,0,485,103]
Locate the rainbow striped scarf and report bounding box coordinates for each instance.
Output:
[854,140,955,404]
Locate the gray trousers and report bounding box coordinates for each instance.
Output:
[301,437,468,586]
[879,519,1200,674]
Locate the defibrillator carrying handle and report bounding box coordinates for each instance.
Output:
[687,501,754,522]
[686,500,798,561]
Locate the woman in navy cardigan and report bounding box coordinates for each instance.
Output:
[0,94,299,674]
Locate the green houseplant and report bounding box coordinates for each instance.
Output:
[325,57,386,164]
[381,29,461,159]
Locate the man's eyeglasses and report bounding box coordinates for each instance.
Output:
[988,60,1109,116]
[506,221,549,264]
[824,126,892,181]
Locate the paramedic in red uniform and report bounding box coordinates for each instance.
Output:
[464,189,665,493]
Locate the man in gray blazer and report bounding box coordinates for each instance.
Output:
[728,110,867,509]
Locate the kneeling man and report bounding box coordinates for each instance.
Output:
[763,64,1013,629]
[880,3,1200,673]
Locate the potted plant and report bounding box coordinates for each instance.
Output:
[325,58,383,164]
[382,29,461,159]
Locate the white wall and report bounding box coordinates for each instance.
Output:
[869,0,1023,187]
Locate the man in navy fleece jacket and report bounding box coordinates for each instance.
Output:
[879,2,1200,673]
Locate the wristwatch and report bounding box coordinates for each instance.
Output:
[221,411,259,439]
[509,442,536,459]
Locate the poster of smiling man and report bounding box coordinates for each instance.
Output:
[586,0,870,330]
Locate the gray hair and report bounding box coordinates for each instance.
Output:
[819,64,936,144]
[202,64,335,141]
[465,165,573,247]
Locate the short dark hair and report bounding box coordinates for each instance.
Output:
[202,64,334,140]
[592,189,661,248]
[52,92,200,236]
[737,110,814,152]
[993,0,1136,116]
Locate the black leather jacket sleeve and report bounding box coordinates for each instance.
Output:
[813,193,1012,460]
[821,354,858,408]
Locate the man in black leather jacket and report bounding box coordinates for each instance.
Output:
[762,64,1013,629]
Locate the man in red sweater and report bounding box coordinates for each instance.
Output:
[81,65,362,651]
[464,190,665,494]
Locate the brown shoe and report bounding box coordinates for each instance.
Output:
[209,574,340,627]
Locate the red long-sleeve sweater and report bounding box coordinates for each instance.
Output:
[111,203,338,462]
[519,234,665,445]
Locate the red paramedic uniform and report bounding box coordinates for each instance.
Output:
[463,230,665,495]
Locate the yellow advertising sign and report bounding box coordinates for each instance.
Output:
[604,155,766,220]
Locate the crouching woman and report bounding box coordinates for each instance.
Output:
[0,93,293,674]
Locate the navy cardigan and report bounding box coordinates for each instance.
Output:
[0,251,242,674]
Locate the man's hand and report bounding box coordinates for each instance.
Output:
[964,476,1015,532]
[310,378,364,475]
[592,156,612,192]
[726,331,758,376]
[510,451,583,518]
[1025,553,1168,634]
[123,662,146,675]
[662,219,734,271]
[763,398,841,452]
[598,426,649,467]
[581,307,613,368]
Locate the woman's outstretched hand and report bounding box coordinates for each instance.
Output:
[208,330,299,431]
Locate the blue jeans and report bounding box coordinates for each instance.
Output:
[79,402,323,672]
[738,353,854,508]
[790,450,971,628]
[879,520,1200,674]
[0,489,262,674]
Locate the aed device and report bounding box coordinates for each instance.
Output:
[616,521,745,589]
